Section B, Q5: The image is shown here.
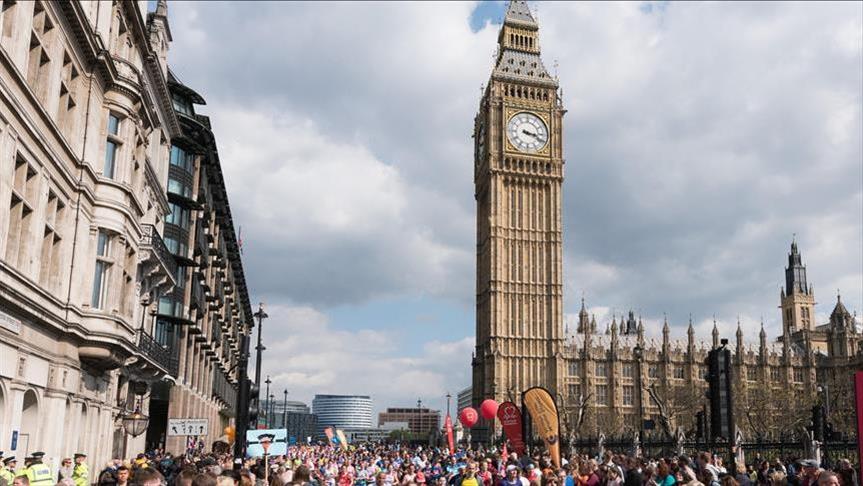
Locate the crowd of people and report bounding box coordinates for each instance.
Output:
[0,444,857,486]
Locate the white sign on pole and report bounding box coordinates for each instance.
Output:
[167,418,209,437]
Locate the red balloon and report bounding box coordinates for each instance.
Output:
[459,407,478,428]
[480,399,499,420]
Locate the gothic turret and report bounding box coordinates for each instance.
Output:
[577,298,589,334]
[781,239,816,334]
[687,316,695,358]
[827,292,860,358]
[623,310,637,335]
[785,239,809,295]
[662,316,670,359]
[712,318,720,349]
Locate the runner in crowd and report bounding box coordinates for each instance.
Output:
[1,442,857,486]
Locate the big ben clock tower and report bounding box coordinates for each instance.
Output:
[473,1,566,410]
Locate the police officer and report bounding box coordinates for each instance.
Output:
[0,454,16,485]
[23,452,52,486]
[72,453,88,486]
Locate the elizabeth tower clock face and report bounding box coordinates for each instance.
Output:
[506,112,548,153]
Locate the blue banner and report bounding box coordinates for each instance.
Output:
[245,428,288,457]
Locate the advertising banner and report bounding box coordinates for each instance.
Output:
[245,429,288,457]
[522,387,561,468]
[444,415,455,455]
[496,401,525,455]
[335,429,349,450]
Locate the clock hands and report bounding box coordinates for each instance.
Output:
[521,128,545,141]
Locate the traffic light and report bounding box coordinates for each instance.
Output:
[706,344,734,441]
[811,405,824,442]
[695,410,706,441]
[247,381,260,428]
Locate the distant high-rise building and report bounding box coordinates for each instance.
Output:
[378,407,441,434]
[457,387,472,413]
[312,394,373,437]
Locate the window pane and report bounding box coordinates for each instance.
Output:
[158,296,173,316]
[108,114,120,135]
[97,230,109,256]
[92,261,105,308]
[104,141,117,178]
[164,237,178,254]
[170,145,192,171]
[168,178,188,197]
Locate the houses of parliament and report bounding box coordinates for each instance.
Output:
[471,1,862,438]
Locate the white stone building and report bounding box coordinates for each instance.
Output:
[0,0,249,469]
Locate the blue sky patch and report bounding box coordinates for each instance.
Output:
[470,0,507,32]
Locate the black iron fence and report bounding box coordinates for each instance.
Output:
[138,328,179,377]
[566,434,858,466]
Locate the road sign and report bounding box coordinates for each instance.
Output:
[167,418,209,437]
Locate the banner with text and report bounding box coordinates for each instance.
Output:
[522,387,561,468]
[497,401,525,456]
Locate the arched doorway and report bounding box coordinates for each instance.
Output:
[20,389,39,456]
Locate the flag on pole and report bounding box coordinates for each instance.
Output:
[445,415,455,455]
[238,226,244,255]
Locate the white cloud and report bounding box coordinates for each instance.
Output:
[256,304,474,413]
[163,1,862,406]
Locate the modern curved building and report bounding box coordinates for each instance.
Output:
[312,394,373,437]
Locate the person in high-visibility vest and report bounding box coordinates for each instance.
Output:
[22,452,52,486]
[72,453,89,486]
[0,454,16,485]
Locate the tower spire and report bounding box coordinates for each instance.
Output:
[504,1,538,28]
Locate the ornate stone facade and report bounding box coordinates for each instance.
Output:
[0,0,251,466]
[472,1,862,440]
[472,0,567,415]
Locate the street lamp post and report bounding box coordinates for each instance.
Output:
[633,345,644,438]
[253,303,268,426]
[269,393,275,428]
[283,389,288,429]
[233,315,254,468]
[264,376,272,427]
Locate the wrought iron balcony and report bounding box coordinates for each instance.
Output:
[137,329,179,377]
[139,224,178,294]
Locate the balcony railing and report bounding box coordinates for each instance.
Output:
[138,329,179,377]
[140,224,178,279]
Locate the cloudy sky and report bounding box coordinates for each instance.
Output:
[162,1,862,415]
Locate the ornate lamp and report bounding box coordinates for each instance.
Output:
[122,408,150,437]
[122,381,150,437]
